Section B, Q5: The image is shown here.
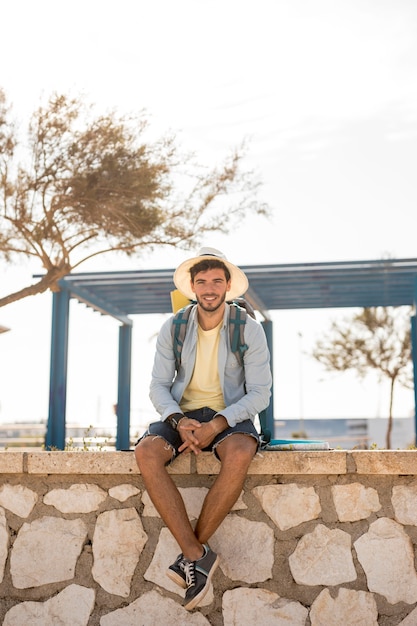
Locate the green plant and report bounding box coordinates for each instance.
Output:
[64,425,109,451]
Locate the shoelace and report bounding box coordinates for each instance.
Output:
[181,561,196,588]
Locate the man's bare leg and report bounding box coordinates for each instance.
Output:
[194,434,257,544]
[135,436,204,560]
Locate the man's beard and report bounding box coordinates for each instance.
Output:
[196,293,226,313]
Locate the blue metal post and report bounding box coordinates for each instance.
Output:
[413,276,417,446]
[261,319,274,439]
[116,324,132,450]
[412,314,417,447]
[45,289,70,450]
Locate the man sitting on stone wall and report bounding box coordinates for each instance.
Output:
[135,247,272,610]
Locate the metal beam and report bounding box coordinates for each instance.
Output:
[245,287,271,321]
[64,283,133,326]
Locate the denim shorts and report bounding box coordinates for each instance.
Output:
[136,406,260,461]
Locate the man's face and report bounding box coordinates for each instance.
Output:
[191,268,231,313]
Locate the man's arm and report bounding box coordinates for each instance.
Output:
[220,318,272,427]
[149,317,184,419]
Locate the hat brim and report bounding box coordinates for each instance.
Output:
[173,255,249,301]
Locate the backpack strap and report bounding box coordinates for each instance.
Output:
[258,408,271,444]
[171,304,194,371]
[228,303,248,366]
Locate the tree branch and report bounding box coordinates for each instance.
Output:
[0,265,71,308]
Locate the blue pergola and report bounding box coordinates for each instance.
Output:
[42,257,417,450]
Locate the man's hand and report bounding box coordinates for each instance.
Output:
[178,416,227,455]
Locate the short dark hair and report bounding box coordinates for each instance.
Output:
[190,259,231,283]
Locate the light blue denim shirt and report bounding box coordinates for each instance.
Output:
[149,304,272,427]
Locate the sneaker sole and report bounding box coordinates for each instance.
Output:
[166,569,187,589]
[183,554,220,611]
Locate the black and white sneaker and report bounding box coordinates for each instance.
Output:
[166,553,188,589]
[182,545,219,611]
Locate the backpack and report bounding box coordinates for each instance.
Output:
[171,298,256,371]
[170,299,271,443]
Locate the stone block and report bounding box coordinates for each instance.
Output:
[109,483,140,502]
[0,484,38,517]
[100,590,210,625]
[197,450,347,475]
[253,483,321,530]
[210,515,274,583]
[351,450,417,475]
[3,584,95,626]
[27,452,137,474]
[392,480,417,525]
[222,588,308,625]
[10,516,87,588]
[92,508,147,597]
[26,451,192,475]
[310,588,378,626]
[0,452,24,473]
[43,483,107,513]
[331,483,381,522]
[289,524,356,586]
[354,517,417,604]
[248,450,347,475]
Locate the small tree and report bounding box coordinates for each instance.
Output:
[312,306,414,448]
[0,89,269,307]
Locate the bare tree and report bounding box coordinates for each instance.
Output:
[312,306,413,448]
[0,89,269,307]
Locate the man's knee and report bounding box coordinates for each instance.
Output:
[134,438,148,469]
[217,434,257,464]
[135,435,173,469]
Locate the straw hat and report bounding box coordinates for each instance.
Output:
[173,247,249,301]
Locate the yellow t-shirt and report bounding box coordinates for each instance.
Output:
[180,321,225,412]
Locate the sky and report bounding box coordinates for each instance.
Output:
[0,0,417,438]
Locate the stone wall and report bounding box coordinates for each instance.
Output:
[1,450,417,625]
